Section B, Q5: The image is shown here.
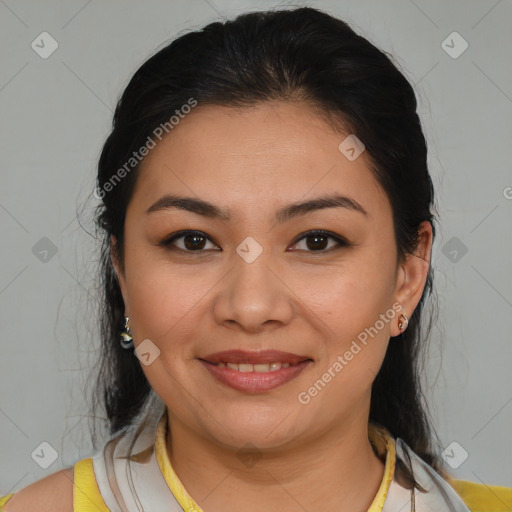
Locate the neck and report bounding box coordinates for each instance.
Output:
[165,411,386,512]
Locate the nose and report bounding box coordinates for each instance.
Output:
[212,249,295,333]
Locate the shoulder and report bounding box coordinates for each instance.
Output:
[447,476,512,511]
[1,467,73,512]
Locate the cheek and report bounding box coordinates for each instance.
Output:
[287,255,395,388]
[290,256,396,336]
[124,248,214,342]
[124,257,209,400]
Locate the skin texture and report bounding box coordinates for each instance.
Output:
[4,467,73,511]
[111,101,432,512]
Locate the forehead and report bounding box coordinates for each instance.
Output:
[132,101,391,223]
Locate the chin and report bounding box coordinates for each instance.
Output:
[209,411,303,449]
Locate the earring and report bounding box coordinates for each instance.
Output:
[398,313,409,334]
[120,315,134,349]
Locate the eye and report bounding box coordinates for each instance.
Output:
[160,229,349,254]
[161,230,220,252]
[288,230,349,252]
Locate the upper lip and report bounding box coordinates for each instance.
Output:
[199,349,313,365]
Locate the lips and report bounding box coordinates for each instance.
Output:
[199,349,313,366]
[197,349,314,392]
[198,358,313,393]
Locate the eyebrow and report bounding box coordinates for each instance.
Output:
[145,193,368,223]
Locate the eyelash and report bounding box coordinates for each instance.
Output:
[160,229,350,254]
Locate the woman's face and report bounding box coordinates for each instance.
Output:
[112,101,431,449]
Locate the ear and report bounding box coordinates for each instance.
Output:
[110,235,129,312]
[391,220,433,337]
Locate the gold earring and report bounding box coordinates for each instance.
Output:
[398,313,409,334]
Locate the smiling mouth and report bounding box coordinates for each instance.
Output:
[198,358,313,393]
[199,360,313,372]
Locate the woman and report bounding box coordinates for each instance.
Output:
[2,6,511,511]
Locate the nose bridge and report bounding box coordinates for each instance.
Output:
[214,240,293,330]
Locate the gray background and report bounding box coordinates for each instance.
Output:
[1,0,511,496]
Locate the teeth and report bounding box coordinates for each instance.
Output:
[218,361,292,372]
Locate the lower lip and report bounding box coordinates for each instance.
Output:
[198,360,312,393]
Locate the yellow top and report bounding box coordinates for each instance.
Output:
[1,416,511,511]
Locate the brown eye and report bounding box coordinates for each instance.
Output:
[160,229,349,254]
[288,230,349,253]
[162,231,219,252]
